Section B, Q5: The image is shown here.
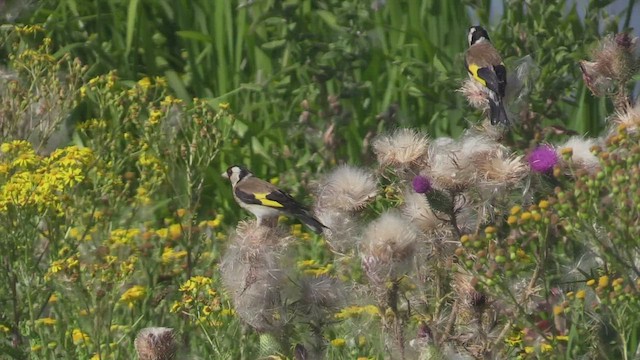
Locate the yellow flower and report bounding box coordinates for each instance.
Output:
[12,152,38,168]
[555,335,569,341]
[58,167,84,186]
[541,343,553,352]
[218,102,230,110]
[35,318,57,326]
[31,344,43,352]
[520,212,532,221]
[161,247,188,265]
[119,285,146,305]
[510,205,522,215]
[524,346,534,354]
[170,301,181,313]
[179,276,212,293]
[176,208,187,218]
[330,338,346,347]
[552,305,564,316]
[586,279,595,286]
[0,325,9,333]
[206,214,223,228]
[168,224,182,240]
[90,354,101,360]
[71,328,91,345]
[49,260,64,274]
[148,109,163,125]
[160,95,182,107]
[48,293,58,303]
[156,228,169,238]
[507,215,517,225]
[538,200,549,209]
[598,275,609,288]
[1,143,12,153]
[137,77,151,90]
[358,335,366,346]
[154,76,167,87]
[576,290,586,299]
[335,305,379,319]
[297,259,317,269]
[220,309,235,317]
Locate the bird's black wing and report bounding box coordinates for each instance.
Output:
[234,187,262,205]
[476,67,502,96]
[265,190,307,211]
[493,64,507,97]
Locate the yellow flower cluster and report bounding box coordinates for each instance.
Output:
[335,305,380,319]
[171,275,231,327]
[161,247,188,265]
[297,259,333,276]
[109,228,141,246]
[119,285,146,308]
[71,328,91,345]
[0,142,95,214]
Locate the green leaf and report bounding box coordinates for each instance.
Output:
[232,119,249,138]
[176,30,213,43]
[251,137,271,163]
[125,0,140,57]
[316,10,341,30]
[164,70,190,101]
[261,39,286,50]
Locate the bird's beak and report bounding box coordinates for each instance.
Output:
[221,171,229,179]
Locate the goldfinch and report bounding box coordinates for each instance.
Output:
[222,165,326,234]
[465,25,509,126]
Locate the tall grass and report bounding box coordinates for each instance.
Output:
[21,1,623,174]
[1,1,639,358]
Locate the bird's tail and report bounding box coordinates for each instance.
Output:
[488,97,510,126]
[293,210,327,234]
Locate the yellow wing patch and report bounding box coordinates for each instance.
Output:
[254,193,284,208]
[467,63,487,86]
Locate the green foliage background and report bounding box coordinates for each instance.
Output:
[1,0,639,359]
[19,0,627,166]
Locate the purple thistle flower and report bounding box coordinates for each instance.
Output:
[412,175,432,194]
[528,145,558,173]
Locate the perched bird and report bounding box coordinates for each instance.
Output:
[465,25,509,126]
[222,165,326,234]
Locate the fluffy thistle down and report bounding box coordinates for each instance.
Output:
[581,33,639,111]
[453,271,487,315]
[428,134,503,191]
[315,165,378,212]
[220,220,292,333]
[458,79,490,111]
[505,55,540,105]
[401,190,443,234]
[360,211,420,286]
[612,102,640,133]
[475,153,528,188]
[556,136,600,173]
[315,210,361,253]
[135,327,178,360]
[591,33,639,83]
[372,128,429,170]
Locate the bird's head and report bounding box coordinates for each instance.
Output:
[468,25,490,46]
[222,165,251,186]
